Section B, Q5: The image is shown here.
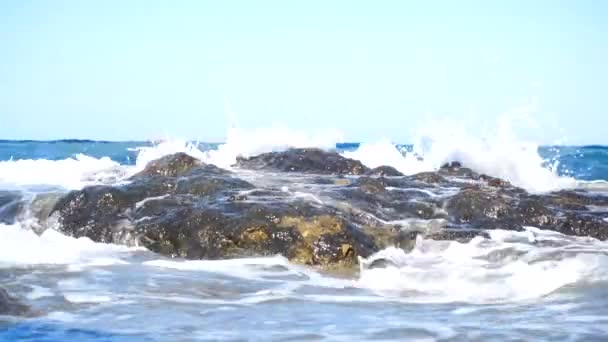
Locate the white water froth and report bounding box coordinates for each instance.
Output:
[344,118,577,193]
[0,123,590,193]
[0,220,606,305]
[201,126,343,169]
[357,227,608,304]
[0,223,136,267]
[0,154,123,190]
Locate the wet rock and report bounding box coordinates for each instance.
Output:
[174,170,254,197]
[438,162,478,178]
[133,201,380,268]
[445,189,520,230]
[357,177,387,194]
[426,229,490,242]
[0,288,29,317]
[410,172,445,184]
[236,148,370,175]
[53,154,385,269]
[52,153,255,242]
[554,214,608,240]
[367,166,404,177]
[543,190,608,211]
[134,152,201,177]
[516,198,556,228]
[479,174,512,188]
[52,185,136,243]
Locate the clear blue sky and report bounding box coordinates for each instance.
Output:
[1,0,607,144]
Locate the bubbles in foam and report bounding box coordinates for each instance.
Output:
[343,117,577,192]
[0,223,136,267]
[356,229,608,303]
[0,154,122,190]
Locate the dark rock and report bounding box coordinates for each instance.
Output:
[438,162,478,178]
[410,172,445,184]
[134,152,201,177]
[133,201,380,268]
[516,198,556,228]
[52,185,136,243]
[357,177,387,194]
[479,174,512,188]
[543,190,608,211]
[445,189,520,230]
[236,148,370,175]
[554,214,608,240]
[426,229,490,242]
[0,288,29,317]
[52,153,255,243]
[174,171,254,197]
[367,166,404,177]
[53,154,385,269]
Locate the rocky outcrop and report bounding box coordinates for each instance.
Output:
[235,148,369,175]
[50,152,608,271]
[52,153,389,269]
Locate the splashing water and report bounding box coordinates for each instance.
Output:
[344,117,578,192]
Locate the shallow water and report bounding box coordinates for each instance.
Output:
[1,138,608,341]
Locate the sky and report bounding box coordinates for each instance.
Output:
[0,0,607,144]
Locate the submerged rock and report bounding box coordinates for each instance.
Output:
[236,148,369,175]
[0,288,29,317]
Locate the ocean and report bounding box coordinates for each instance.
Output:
[1,130,608,341]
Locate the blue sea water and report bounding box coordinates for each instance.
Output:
[1,140,607,180]
[1,140,608,341]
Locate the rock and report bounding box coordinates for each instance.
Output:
[52,153,255,243]
[426,229,490,242]
[134,152,201,177]
[236,148,370,175]
[52,185,136,243]
[410,172,444,184]
[53,154,384,269]
[479,174,512,188]
[438,162,478,178]
[51,151,608,272]
[0,288,29,316]
[554,213,608,240]
[356,177,387,194]
[367,166,404,177]
[124,201,379,268]
[445,189,520,230]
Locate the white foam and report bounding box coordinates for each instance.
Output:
[0,154,123,190]
[130,139,207,174]
[0,223,136,267]
[26,285,54,300]
[356,229,608,304]
[343,117,578,193]
[201,126,343,169]
[63,293,113,303]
